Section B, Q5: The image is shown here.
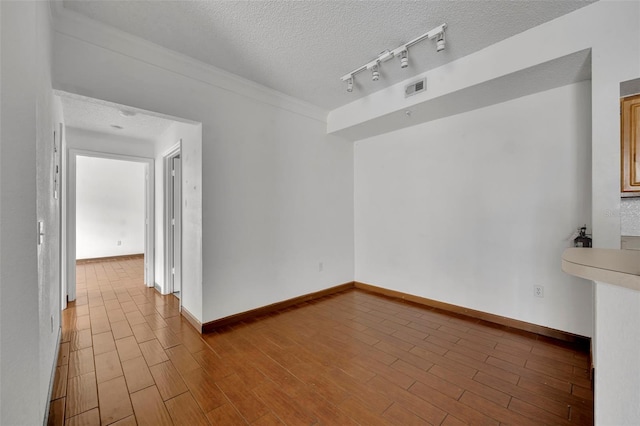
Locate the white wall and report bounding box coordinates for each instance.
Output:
[179,123,202,319]
[1,1,61,424]
[201,99,353,322]
[594,281,640,424]
[76,156,145,259]
[36,9,64,424]
[52,10,354,324]
[355,82,593,336]
[154,120,203,324]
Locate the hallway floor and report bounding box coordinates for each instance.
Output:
[48,257,593,425]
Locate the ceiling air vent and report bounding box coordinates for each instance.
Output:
[405,78,426,98]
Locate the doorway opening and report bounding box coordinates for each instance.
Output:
[67,150,155,301]
[164,143,182,300]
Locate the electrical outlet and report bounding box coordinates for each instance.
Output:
[117,240,122,246]
[534,285,544,298]
[319,262,324,272]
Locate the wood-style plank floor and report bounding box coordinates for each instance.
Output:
[49,257,593,425]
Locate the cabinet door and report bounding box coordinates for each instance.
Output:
[621,94,640,193]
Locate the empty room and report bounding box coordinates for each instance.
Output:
[1,1,640,425]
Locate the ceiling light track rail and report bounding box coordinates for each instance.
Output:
[340,23,447,92]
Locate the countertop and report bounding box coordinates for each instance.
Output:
[562,248,640,291]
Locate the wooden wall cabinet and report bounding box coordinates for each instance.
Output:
[621,94,640,193]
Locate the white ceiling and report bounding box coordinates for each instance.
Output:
[61,0,595,111]
[60,94,175,141]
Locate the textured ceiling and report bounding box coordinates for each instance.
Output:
[62,0,595,110]
[60,94,175,141]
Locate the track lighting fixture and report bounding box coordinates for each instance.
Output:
[399,49,408,69]
[339,23,447,92]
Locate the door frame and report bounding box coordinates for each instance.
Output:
[66,149,155,301]
[163,142,182,298]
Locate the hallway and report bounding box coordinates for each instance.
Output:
[49,257,593,425]
[50,256,204,425]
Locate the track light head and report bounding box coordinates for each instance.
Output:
[340,74,355,92]
[399,49,408,69]
[427,24,447,52]
[369,62,380,81]
[436,31,445,52]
